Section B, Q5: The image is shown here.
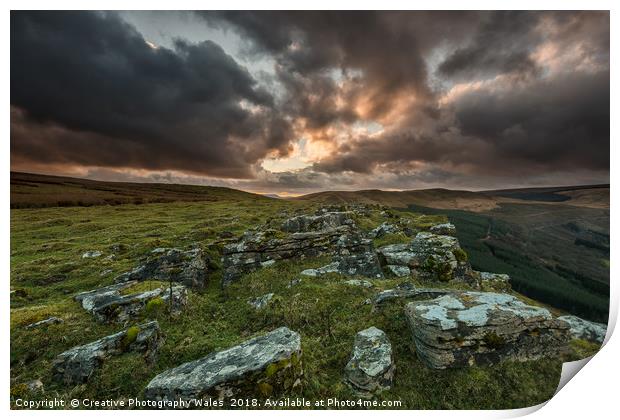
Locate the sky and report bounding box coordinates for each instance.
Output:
[10,11,610,196]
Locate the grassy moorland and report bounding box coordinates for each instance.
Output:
[10,174,600,409]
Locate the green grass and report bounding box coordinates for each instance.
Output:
[10,198,588,409]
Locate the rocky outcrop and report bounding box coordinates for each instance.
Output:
[75,282,188,323]
[429,223,456,236]
[378,232,474,285]
[281,212,354,233]
[114,247,209,288]
[368,222,398,239]
[222,226,382,285]
[404,292,570,369]
[344,327,394,395]
[144,327,302,402]
[52,321,162,385]
[343,279,374,288]
[24,317,63,329]
[558,315,607,343]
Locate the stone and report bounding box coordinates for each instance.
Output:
[286,278,302,288]
[281,212,354,233]
[558,315,607,344]
[114,247,209,288]
[368,222,398,239]
[377,232,474,285]
[144,327,302,402]
[26,379,43,392]
[344,327,394,395]
[373,285,450,306]
[404,292,571,369]
[52,321,162,385]
[82,251,102,258]
[343,279,374,288]
[386,264,411,277]
[248,293,275,310]
[429,223,457,236]
[24,316,64,329]
[301,262,340,277]
[75,282,188,323]
[477,271,512,292]
[222,225,382,285]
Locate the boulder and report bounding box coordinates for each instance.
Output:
[368,222,398,239]
[248,293,275,310]
[24,316,64,329]
[558,315,607,344]
[82,250,103,259]
[281,212,354,233]
[144,327,302,402]
[404,292,571,369]
[344,327,394,395]
[52,321,162,385]
[75,282,187,323]
[114,248,209,288]
[377,232,474,285]
[429,223,457,236]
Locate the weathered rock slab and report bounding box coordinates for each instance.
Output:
[115,248,209,288]
[52,321,162,385]
[144,327,302,402]
[281,212,354,233]
[405,292,571,369]
[344,327,394,394]
[75,282,188,323]
[558,315,607,344]
[24,317,64,329]
[429,223,456,236]
[248,293,275,310]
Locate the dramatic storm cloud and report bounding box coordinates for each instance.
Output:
[11,11,609,193]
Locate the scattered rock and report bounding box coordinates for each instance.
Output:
[558,315,607,344]
[286,278,302,288]
[114,247,210,288]
[429,223,456,236]
[25,317,64,329]
[373,285,450,306]
[281,212,354,233]
[52,321,162,385]
[82,251,102,259]
[248,293,275,310]
[26,379,43,392]
[476,271,512,292]
[301,262,340,277]
[404,292,571,369]
[368,222,398,239]
[144,327,302,402]
[344,327,394,395]
[75,282,188,323]
[343,279,374,288]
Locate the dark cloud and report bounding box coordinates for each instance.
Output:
[10,11,610,192]
[11,11,292,178]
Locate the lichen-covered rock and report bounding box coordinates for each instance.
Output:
[75,282,187,323]
[24,317,64,329]
[386,264,411,277]
[248,293,274,310]
[82,250,103,258]
[373,284,450,305]
[558,315,607,343]
[368,222,398,239]
[281,212,354,233]
[344,327,394,395]
[343,279,374,288]
[144,327,302,402]
[405,292,570,369]
[222,225,382,285]
[52,321,162,385]
[476,271,512,292]
[429,223,456,236]
[377,232,474,284]
[114,247,209,288]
